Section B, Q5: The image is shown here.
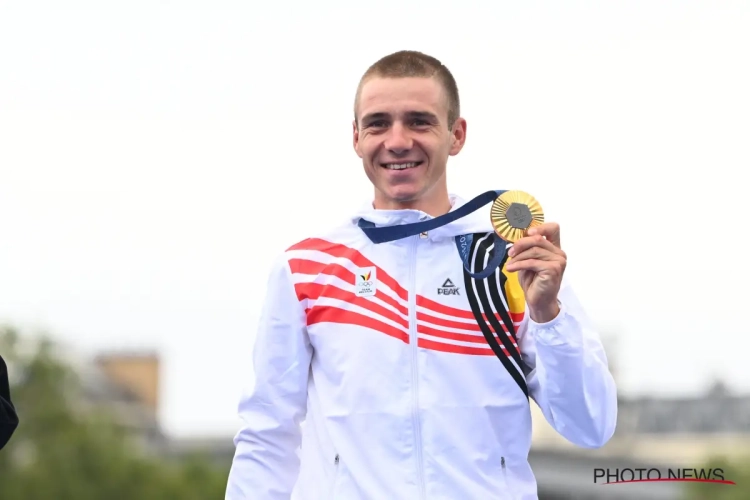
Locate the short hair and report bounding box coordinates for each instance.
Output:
[354,50,460,128]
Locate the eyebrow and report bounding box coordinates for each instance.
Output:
[407,111,439,122]
[360,112,390,124]
[361,111,440,124]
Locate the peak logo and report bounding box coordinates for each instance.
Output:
[438,278,460,296]
[594,467,735,486]
[355,267,376,297]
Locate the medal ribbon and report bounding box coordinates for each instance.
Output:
[357,190,509,279]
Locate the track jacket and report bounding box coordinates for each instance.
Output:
[226,194,618,500]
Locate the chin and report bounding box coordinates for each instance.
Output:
[383,187,424,205]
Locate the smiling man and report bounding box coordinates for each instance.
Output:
[354,72,463,216]
[226,50,618,500]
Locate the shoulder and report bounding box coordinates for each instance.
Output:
[279,219,368,272]
[284,219,363,254]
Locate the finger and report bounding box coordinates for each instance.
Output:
[508,246,561,263]
[527,222,561,248]
[508,234,563,257]
[506,258,565,276]
[505,258,549,273]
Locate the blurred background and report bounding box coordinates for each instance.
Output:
[1,1,748,499]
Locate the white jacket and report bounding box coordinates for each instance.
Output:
[226,194,618,500]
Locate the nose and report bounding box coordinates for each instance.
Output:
[383,122,412,155]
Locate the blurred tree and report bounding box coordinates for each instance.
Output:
[685,455,750,500]
[0,325,229,500]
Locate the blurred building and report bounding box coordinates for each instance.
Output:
[530,381,750,467]
[74,350,168,456]
[78,350,749,499]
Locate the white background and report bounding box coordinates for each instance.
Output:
[1,0,748,438]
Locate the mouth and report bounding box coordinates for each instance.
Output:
[380,161,423,171]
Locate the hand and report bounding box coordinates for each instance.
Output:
[505,223,566,323]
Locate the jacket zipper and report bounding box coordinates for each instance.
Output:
[408,235,426,499]
[328,453,340,498]
[501,455,515,496]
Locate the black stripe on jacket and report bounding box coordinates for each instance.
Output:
[462,233,530,398]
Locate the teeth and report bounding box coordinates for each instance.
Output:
[384,162,418,170]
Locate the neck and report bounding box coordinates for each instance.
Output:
[373,187,452,218]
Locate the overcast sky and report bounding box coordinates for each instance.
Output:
[1,0,748,438]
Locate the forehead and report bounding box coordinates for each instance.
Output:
[358,76,447,119]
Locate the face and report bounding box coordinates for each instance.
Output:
[353,76,467,212]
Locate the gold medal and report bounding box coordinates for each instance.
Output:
[490,190,544,243]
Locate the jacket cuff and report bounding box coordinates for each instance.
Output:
[527,300,584,348]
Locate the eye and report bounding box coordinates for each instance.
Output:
[369,120,388,128]
[411,119,429,127]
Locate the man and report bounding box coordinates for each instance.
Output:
[226,50,617,499]
[1,353,19,450]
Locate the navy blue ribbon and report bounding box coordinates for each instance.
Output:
[357,190,509,280]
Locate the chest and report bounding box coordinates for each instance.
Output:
[295,235,528,398]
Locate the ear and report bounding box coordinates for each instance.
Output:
[353,120,363,158]
[449,117,467,156]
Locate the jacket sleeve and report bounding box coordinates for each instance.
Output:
[515,276,618,448]
[225,254,313,499]
[1,354,20,450]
